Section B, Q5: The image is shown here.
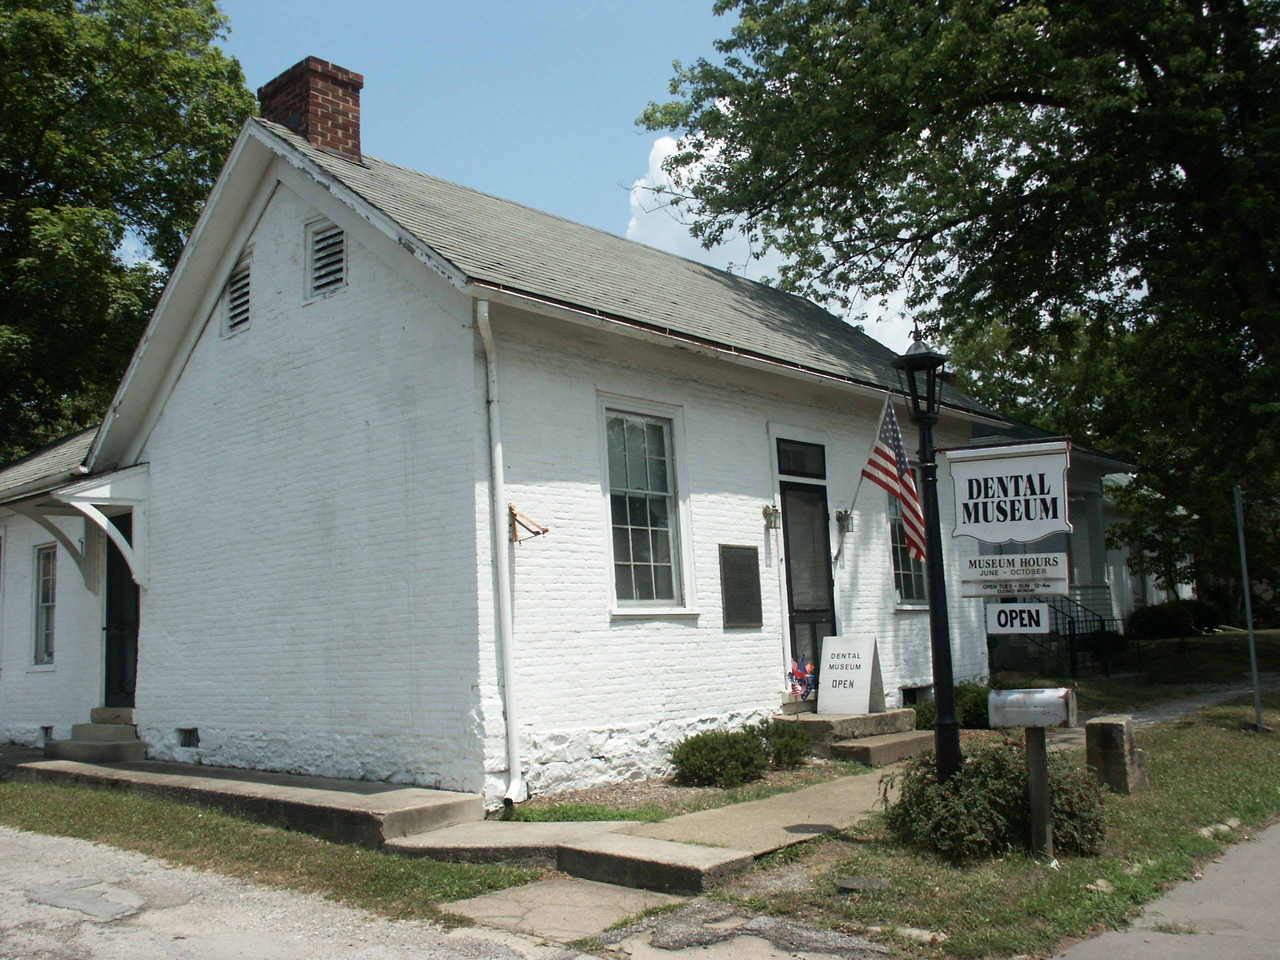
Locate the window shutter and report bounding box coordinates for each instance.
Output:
[310,223,346,296]
[226,261,251,330]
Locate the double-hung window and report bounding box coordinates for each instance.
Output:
[34,544,56,664]
[606,410,680,605]
[888,476,927,605]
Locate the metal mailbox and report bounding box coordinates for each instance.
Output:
[988,688,1077,729]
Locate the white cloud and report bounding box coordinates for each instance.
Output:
[626,136,918,353]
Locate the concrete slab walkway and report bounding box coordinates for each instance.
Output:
[1055,819,1280,960]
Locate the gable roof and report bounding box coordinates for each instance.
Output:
[253,119,1000,420]
[0,428,96,504]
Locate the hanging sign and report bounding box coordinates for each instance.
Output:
[960,552,1069,598]
[817,633,885,715]
[945,440,1072,544]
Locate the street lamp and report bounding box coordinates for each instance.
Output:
[894,334,963,782]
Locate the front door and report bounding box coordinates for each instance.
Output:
[104,513,139,708]
[780,481,835,693]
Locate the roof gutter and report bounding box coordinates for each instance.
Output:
[476,299,526,807]
[466,280,1008,427]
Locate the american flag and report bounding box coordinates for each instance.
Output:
[861,400,927,562]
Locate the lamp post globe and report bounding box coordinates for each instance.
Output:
[893,334,963,782]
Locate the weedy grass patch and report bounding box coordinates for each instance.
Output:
[721,693,1280,958]
[0,781,539,923]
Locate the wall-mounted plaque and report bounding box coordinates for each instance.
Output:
[719,545,762,628]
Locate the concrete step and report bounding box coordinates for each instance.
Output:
[388,819,640,865]
[557,833,754,895]
[7,756,482,849]
[70,723,139,742]
[44,740,146,763]
[778,709,917,757]
[830,730,935,766]
[90,707,134,725]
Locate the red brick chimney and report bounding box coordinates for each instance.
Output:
[258,57,364,163]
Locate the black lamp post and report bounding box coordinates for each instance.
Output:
[894,335,963,782]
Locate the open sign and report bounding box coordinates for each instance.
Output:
[985,602,1050,634]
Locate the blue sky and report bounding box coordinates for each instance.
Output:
[216,0,915,350]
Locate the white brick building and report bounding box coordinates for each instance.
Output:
[0,59,1123,805]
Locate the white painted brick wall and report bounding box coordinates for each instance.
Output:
[475,306,989,800]
[1,182,989,804]
[133,180,488,791]
[0,514,104,743]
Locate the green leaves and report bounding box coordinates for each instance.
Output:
[0,0,255,461]
[643,0,1280,610]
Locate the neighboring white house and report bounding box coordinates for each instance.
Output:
[0,58,1122,805]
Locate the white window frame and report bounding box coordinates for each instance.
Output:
[598,393,697,617]
[305,218,347,301]
[222,251,252,336]
[34,543,56,665]
[888,468,928,608]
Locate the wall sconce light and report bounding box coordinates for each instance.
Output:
[835,509,851,535]
[762,504,781,529]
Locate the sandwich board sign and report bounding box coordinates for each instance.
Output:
[945,440,1072,545]
[817,632,885,715]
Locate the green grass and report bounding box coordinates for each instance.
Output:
[0,782,540,923]
[508,801,670,823]
[1000,630,1280,715]
[717,692,1280,958]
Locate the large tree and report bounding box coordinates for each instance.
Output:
[0,0,254,462]
[643,0,1279,615]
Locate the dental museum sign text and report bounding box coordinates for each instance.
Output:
[944,440,1073,545]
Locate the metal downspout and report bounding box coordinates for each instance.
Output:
[476,300,525,804]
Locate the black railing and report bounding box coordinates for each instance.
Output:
[987,594,1126,679]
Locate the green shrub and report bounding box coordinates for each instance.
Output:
[1181,597,1223,631]
[1128,600,1196,639]
[883,742,1105,863]
[912,681,991,730]
[752,719,810,769]
[671,730,767,787]
[913,698,937,730]
[955,681,991,729]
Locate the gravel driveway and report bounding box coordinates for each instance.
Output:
[0,826,589,960]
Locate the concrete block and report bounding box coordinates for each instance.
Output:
[43,740,146,763]
[70,723,139,742]
[1086,715,1150,794]
[831,730,934,766]
[388,819,640,864]
[782,709,917,756]
[89,708,135,725]
[558,833,753,894]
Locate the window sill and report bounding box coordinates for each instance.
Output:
[27,664,56,673]
[895,604,930,613]
[611,607,701,619]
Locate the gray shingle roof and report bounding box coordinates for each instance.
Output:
[0,428,96,502]
[255,120,999,419]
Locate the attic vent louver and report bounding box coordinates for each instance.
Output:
[226,259,251,331]
[309,222,346,297]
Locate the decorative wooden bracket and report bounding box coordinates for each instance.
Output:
[509,504,549,544]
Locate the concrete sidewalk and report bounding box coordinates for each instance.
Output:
[1056,820,1280,959]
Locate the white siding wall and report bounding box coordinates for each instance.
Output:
[475,306,988,800]
[0,514,103,743]
[132,180,486,791]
